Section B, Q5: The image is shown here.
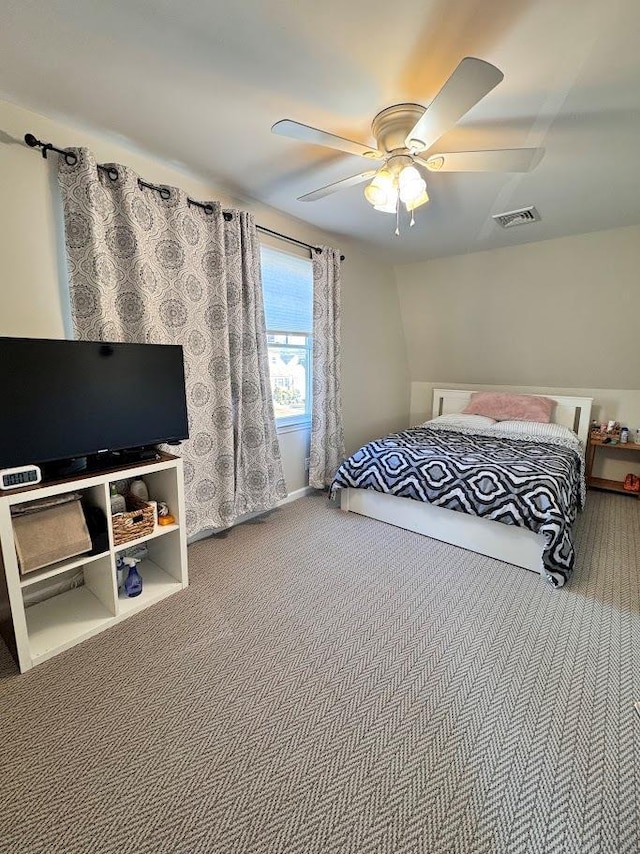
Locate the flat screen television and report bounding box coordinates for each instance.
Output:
[0,337,189,471]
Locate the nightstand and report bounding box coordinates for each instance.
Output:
[585,436,640,497]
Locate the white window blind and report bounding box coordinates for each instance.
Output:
[261,246,313,334]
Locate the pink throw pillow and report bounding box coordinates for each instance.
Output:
[462,392,555,423]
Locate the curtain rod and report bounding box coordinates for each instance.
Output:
[24,134,345,261]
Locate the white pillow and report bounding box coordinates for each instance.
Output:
[423,414,497,429]
[492,420,576,441]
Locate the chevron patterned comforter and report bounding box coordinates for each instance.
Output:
[329,425,585,588]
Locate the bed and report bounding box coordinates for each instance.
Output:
[331,389,593,587]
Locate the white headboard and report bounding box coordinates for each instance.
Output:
[432,388,593,446]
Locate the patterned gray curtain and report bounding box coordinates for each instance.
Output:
[57,148,286,536]
[309,246,345,488]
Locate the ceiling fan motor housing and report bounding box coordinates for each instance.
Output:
[385,153,415,176]
[371,104,426,154]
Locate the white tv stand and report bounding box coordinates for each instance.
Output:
[0,453,188,673]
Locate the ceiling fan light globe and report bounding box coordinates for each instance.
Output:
[364,168,396,206]
[364,182,388,206]
[398,165,421,187]
[373,168,394,188]
[399,175,426,204]
[405,188,429,212]
[398,165,425,203]
[374,186,399,214]
[374,202,398,214]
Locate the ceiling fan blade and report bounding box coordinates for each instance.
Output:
[298,170,378,202]
[272,119,383,160]
[419,148,544,172]
[405,57,504,152]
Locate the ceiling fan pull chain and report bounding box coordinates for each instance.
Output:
[410,210,416,228]
[395,197,400,237]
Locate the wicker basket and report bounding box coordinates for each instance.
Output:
[112,494,156,546]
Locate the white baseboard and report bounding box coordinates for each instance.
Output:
[278,486,314,506]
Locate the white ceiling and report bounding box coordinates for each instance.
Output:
[2,0,640,262]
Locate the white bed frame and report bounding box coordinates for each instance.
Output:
[340,389,593,574]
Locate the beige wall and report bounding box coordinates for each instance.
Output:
[395,226,640,480]
[395,225,640,390]
[0,98,409,492]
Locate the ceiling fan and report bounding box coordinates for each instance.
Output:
[272,57,543,232]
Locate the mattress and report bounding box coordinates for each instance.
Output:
[330,422,585,587]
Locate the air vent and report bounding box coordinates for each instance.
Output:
[492,206,541,228]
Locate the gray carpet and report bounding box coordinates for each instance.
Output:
[1,490,639,854]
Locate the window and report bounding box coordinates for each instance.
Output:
[260,245,313,427]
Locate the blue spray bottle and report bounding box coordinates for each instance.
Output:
[123,557,143,597]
